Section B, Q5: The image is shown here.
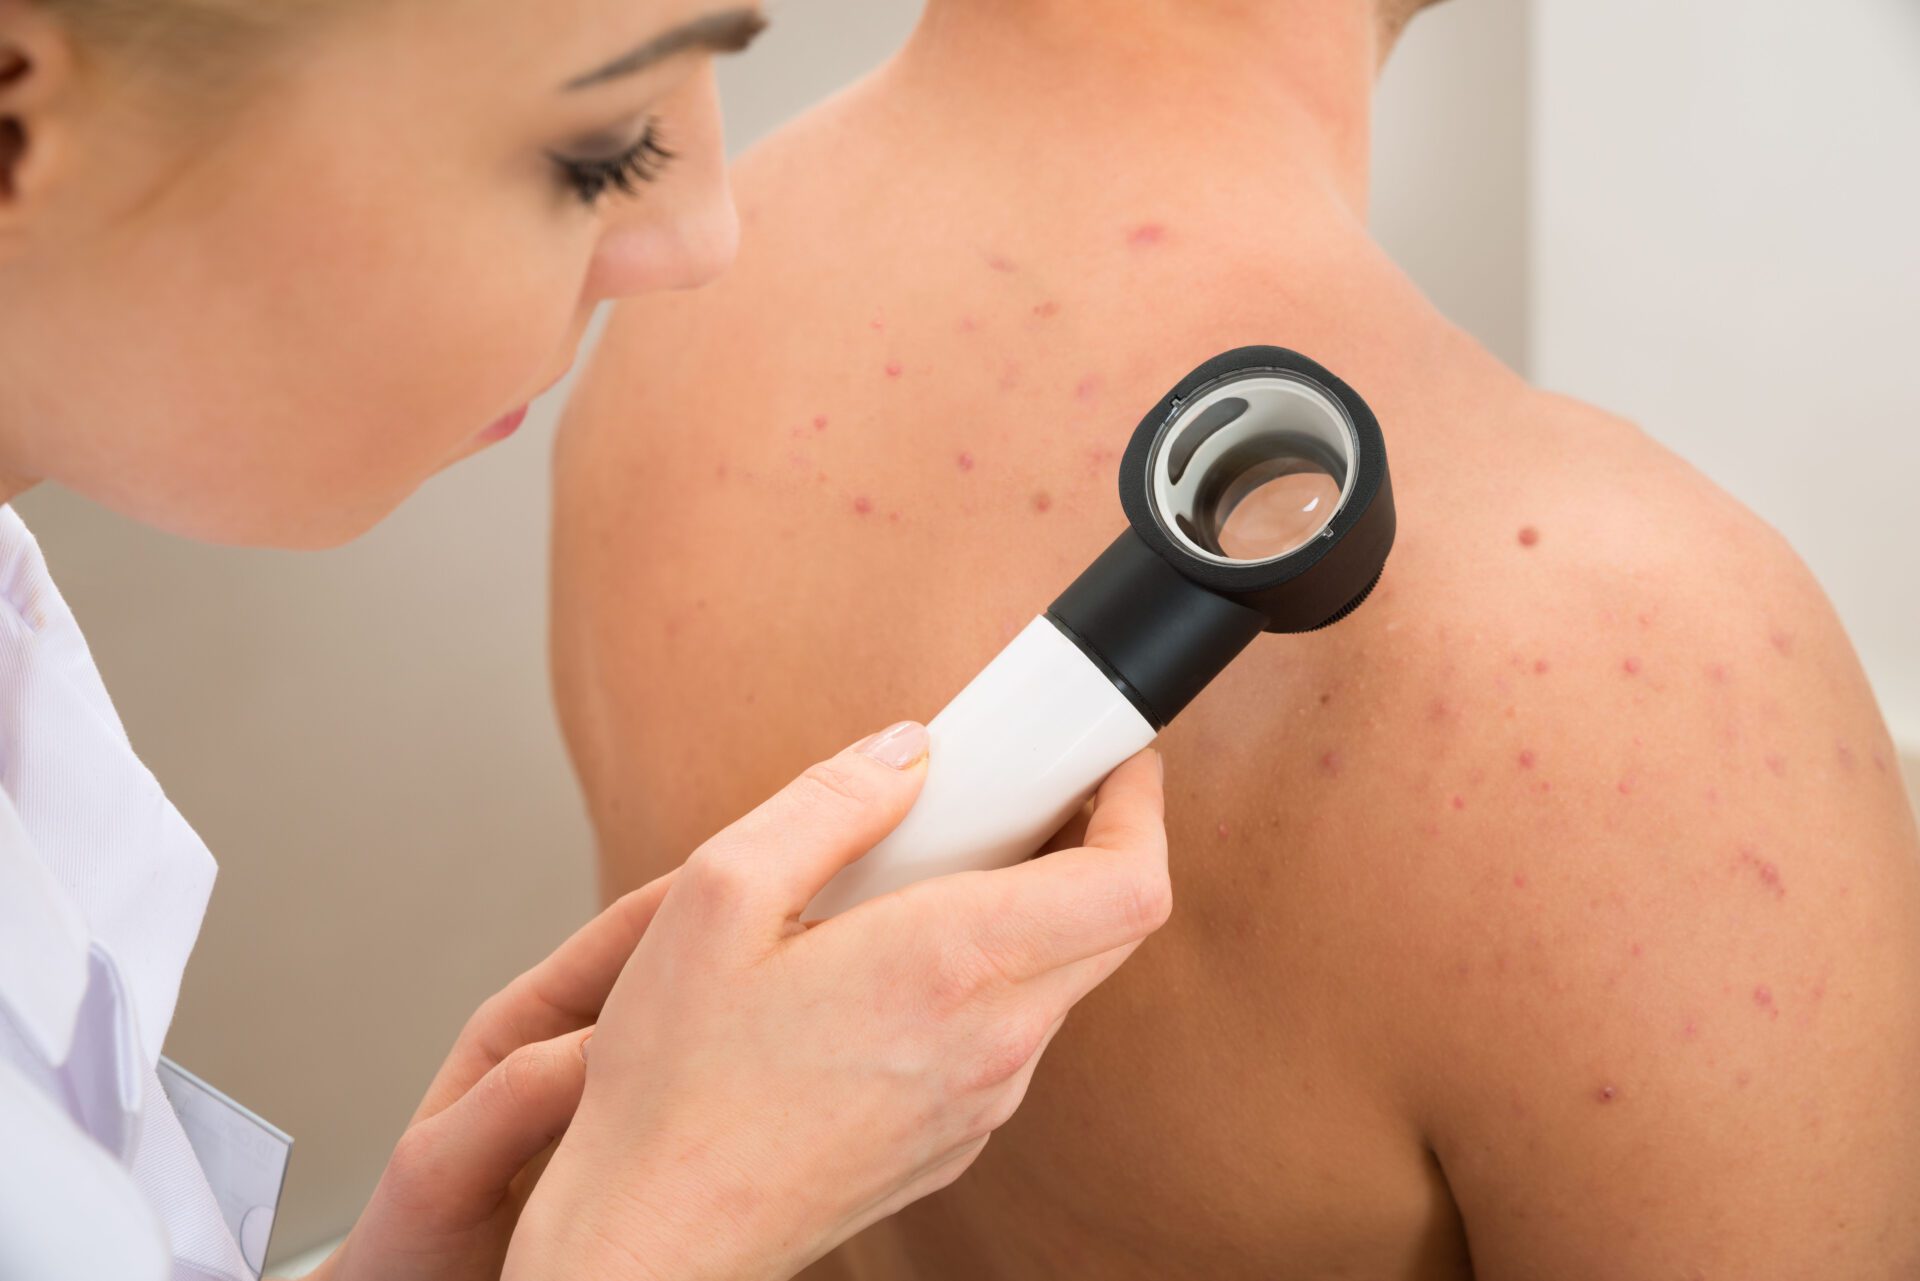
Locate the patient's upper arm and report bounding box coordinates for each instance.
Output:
[1393,508,1920,1278]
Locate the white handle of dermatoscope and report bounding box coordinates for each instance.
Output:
[803,616,1159,921]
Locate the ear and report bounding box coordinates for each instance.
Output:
[0,0,78,249]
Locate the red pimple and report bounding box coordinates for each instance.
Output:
[1597,1085,1618,1103]
[956,451,975,473]
[1074,375,1101,402]
[884,360,903,379]
[852,496,874,516]
[1617,779,1633,795]
[1706,662,1730,683]
[1769,629,1795,657]
[869,317,885,332]
[1216,821,1231,840]
[1532,658,1549,675]
[958,315,979,333]
[1518,748,1537,770]
[1764,753,1787,777]
[1318,750,1343,777]
[1450,794,1467,811]
[1835,742,1857,770]
[1517,525,1540,547]
[1513,872,1529,889]
[1683,1018,1700,1040]
[1032,300,1060,320]
[812,414,829,432]
[987,254,1016,273]
[1735,845,1786,897]
[1126,222,1167,247]
[1753,985,1776,1013]
[1032,491,1053,514]
[887,511,901,524]
[1623,656,1642,675]
[1630,942,1643,958]
[714,462,730,481]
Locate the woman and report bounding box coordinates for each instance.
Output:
[0,2,1173,1279]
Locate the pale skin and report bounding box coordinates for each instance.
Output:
[551,0,1920,1277]
[0,0,1175,1277]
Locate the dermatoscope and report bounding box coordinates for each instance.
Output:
[804,346,1395,920]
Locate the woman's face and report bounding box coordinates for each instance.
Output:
[0,0,760,546]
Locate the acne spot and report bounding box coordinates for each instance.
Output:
[1597,1085,1618,1104]
[1513,872,1529,889]
[1427,698,1453,725]
[958,315,980,334]
[987,254,1017,273]
[714,463,730,481]
[1216,821,1231,840]
[884,360,903,379]
[1622,656,1642,676]
[1318,750,1343,777]
[1873,750,1890,774]
[1835,741,1857,771]
[1637,611,1656,627]
[1616,779,1633,795]
[887,511,902,524]
[1769,629,1795,657]
[869,317,885,332]
[815,471,829,485]
[813,415,830,433]
[1450,794,1467,811]
[957,451,976,473]
[787,452,811,470]
[1735,1070,1752,1088]
[1032,491,1054,514]
[1630,942,1643,959]
[1753,985,1778,1017]
[1032,300,1061,320]
[1126,222,1168,247]
[852,496,874,516]
[1533,659,1550,675]
[1683,1018,1700,1040]
[1706,662,1730,684]
[1517,525,1540,547]
[1518,748,1537,770]
[1074,375,1101,402]
[1735,845,1786,898]
[1764,753,1787,777]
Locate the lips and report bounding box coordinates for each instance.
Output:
[477,403,530,443]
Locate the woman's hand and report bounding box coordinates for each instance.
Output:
[300,872,683,1281]
[505,722,1171,1281]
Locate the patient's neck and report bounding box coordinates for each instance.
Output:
[900,0,1382,217]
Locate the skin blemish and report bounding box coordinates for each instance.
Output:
[956,451,976,472]
[812,415,829,433]
[1074,375,1101,402]
[998,362,1023,391]
[869,317,885,332]
[1769,629,1795,657]
[1513,872,1529,889]
[1032,491,1054,514]
[887,511,902,524]
[1873,750,1890,774]
[958,315,979,334]
[987,254,1017,273]
[1517,525,1540,547]
[1032,300,1061,320]
[815,471,829,485]
[1753,985,1779,1018]
[1126,222,1167,247]
[1835,741,1857,770]
[1450,794,1467,811]
[1764,753,1787,777]
[851,496,874,517]
[1216,821,1231,840]
[884,360,903,379]
[1596,1085,1618,1104]
[1683,1018,1700,1040]
[1735,845,1786,898]
[1533,659,1550,675]
[1706,662,1730,684]
[1518,749,1537,770]
[1318,692,1333,706]
[1319,750,1343,777]
[1617,779,1633,796]
[1427,697,1453,725]
[1622,656,1642,676]
[1630,942,1643,959]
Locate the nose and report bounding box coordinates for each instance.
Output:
[585,182,740,301]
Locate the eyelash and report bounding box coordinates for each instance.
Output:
[552,118,676,207]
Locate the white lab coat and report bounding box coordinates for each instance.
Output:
[0,506,253,1281]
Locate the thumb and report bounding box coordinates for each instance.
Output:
[694,721,929,919]
[396,1027,593,1210]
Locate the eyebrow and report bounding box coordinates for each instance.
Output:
[564,9,768,91]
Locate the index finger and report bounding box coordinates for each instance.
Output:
[935,749,1171,984]
[414,870,677,1123]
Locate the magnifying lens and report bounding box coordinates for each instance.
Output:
[804,346,1394,919]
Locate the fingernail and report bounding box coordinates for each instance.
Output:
[857,721,928,770]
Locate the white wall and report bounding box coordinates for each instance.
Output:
[1530,0,1920,747]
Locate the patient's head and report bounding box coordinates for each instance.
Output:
[0,0,760,547]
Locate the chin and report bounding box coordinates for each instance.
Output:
[135,486,410,551]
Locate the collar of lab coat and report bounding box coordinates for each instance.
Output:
[0,506,215,1076]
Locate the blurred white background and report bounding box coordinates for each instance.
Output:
[15,0,1913,1265]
